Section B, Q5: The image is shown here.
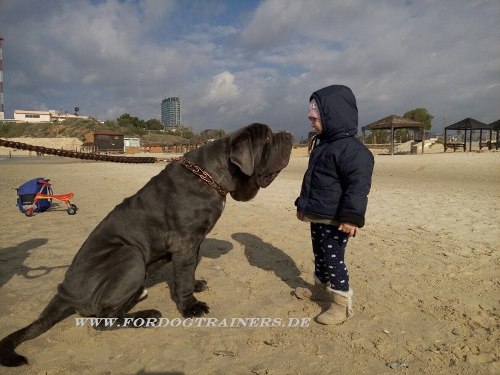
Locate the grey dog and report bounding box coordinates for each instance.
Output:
[0,123,293,367]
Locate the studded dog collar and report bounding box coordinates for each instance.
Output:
[174,157,228,197]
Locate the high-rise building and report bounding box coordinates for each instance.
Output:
[161,97,181,128]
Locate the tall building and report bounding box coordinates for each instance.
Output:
[161,97,181,128]
[0,36,4,120]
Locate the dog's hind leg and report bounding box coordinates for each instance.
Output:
[91,247,162,331]
[93,287,162,331]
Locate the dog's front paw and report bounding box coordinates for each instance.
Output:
[194,279,208,293]
[182,301,210,317]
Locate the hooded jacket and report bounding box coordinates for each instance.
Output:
[295,85,374,227]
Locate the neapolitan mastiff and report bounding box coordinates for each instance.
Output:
[0,123,293,367]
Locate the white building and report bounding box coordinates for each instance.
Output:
[14,110,52,122]
[124,137,141,148]
[14,109,90,123]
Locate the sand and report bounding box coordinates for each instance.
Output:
[0,145,498,374]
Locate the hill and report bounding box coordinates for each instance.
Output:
[0,118,188,145]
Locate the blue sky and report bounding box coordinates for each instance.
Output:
[0,0,499,140]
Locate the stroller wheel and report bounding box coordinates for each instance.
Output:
[67,204,78,215]
[25,207,34,217]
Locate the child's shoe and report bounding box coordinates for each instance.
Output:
[295,279,330,302]
[315,288,353,325]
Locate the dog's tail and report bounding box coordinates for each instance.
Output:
[0,294,73,367]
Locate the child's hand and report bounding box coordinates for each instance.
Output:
[339,223,358,237]
[297,211,305,221]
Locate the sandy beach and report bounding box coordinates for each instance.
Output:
[0,145,498,374]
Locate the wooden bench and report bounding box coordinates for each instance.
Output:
[479,141,499,150]
[444,143,465,152]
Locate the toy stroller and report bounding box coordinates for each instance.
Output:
[16,177,77,217]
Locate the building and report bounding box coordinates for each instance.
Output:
[124,137,141,148]
[161,97,181,128]
[83,130,124,153]
[14,110,52,123]
[124,136,141,154]
[14,109,90,123]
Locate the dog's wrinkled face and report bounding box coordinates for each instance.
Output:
[228,123,293,201]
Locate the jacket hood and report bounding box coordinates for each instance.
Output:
[310,85,358,142]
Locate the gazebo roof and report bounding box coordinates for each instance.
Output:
[361,115,425,131]
[488,119,500,130]
[445,118,489,131]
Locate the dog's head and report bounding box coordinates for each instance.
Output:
[228,123,293,201]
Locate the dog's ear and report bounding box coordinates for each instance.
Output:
[229,131,254,176]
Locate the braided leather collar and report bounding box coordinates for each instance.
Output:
[174,157,228,197]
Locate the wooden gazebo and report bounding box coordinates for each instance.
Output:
[486,119,500,150]
[361,115,426,155]
[443,118,495,152]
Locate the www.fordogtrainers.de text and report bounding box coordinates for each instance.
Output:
[76,317,311,328]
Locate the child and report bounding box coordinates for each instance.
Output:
[295,85,374,325]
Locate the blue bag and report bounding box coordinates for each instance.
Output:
[16,177,53,213]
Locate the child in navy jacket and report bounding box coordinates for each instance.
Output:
[295,85,374,325]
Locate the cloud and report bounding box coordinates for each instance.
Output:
[138,0,176,27]
[0,0,498,140]
[203,71,240,106]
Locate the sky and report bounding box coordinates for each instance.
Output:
[0,0,498,140]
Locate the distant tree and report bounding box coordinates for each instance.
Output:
[103,120,117,128]
[365,130,389,144]
[137,119,146,129]
[146,119,163,131]
[117,113,135,128]
[116,113,145,129]
[199,129,226,140]
[395,128,410,143]
[403,108,433,130]
[179,128,194,139]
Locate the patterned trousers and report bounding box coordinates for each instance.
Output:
[310,223,350,291]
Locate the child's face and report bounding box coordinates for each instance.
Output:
[309,117,323,134]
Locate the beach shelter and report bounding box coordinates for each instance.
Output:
[361,115,426,155]
[443,118,491,152]
[486,119,500,150]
